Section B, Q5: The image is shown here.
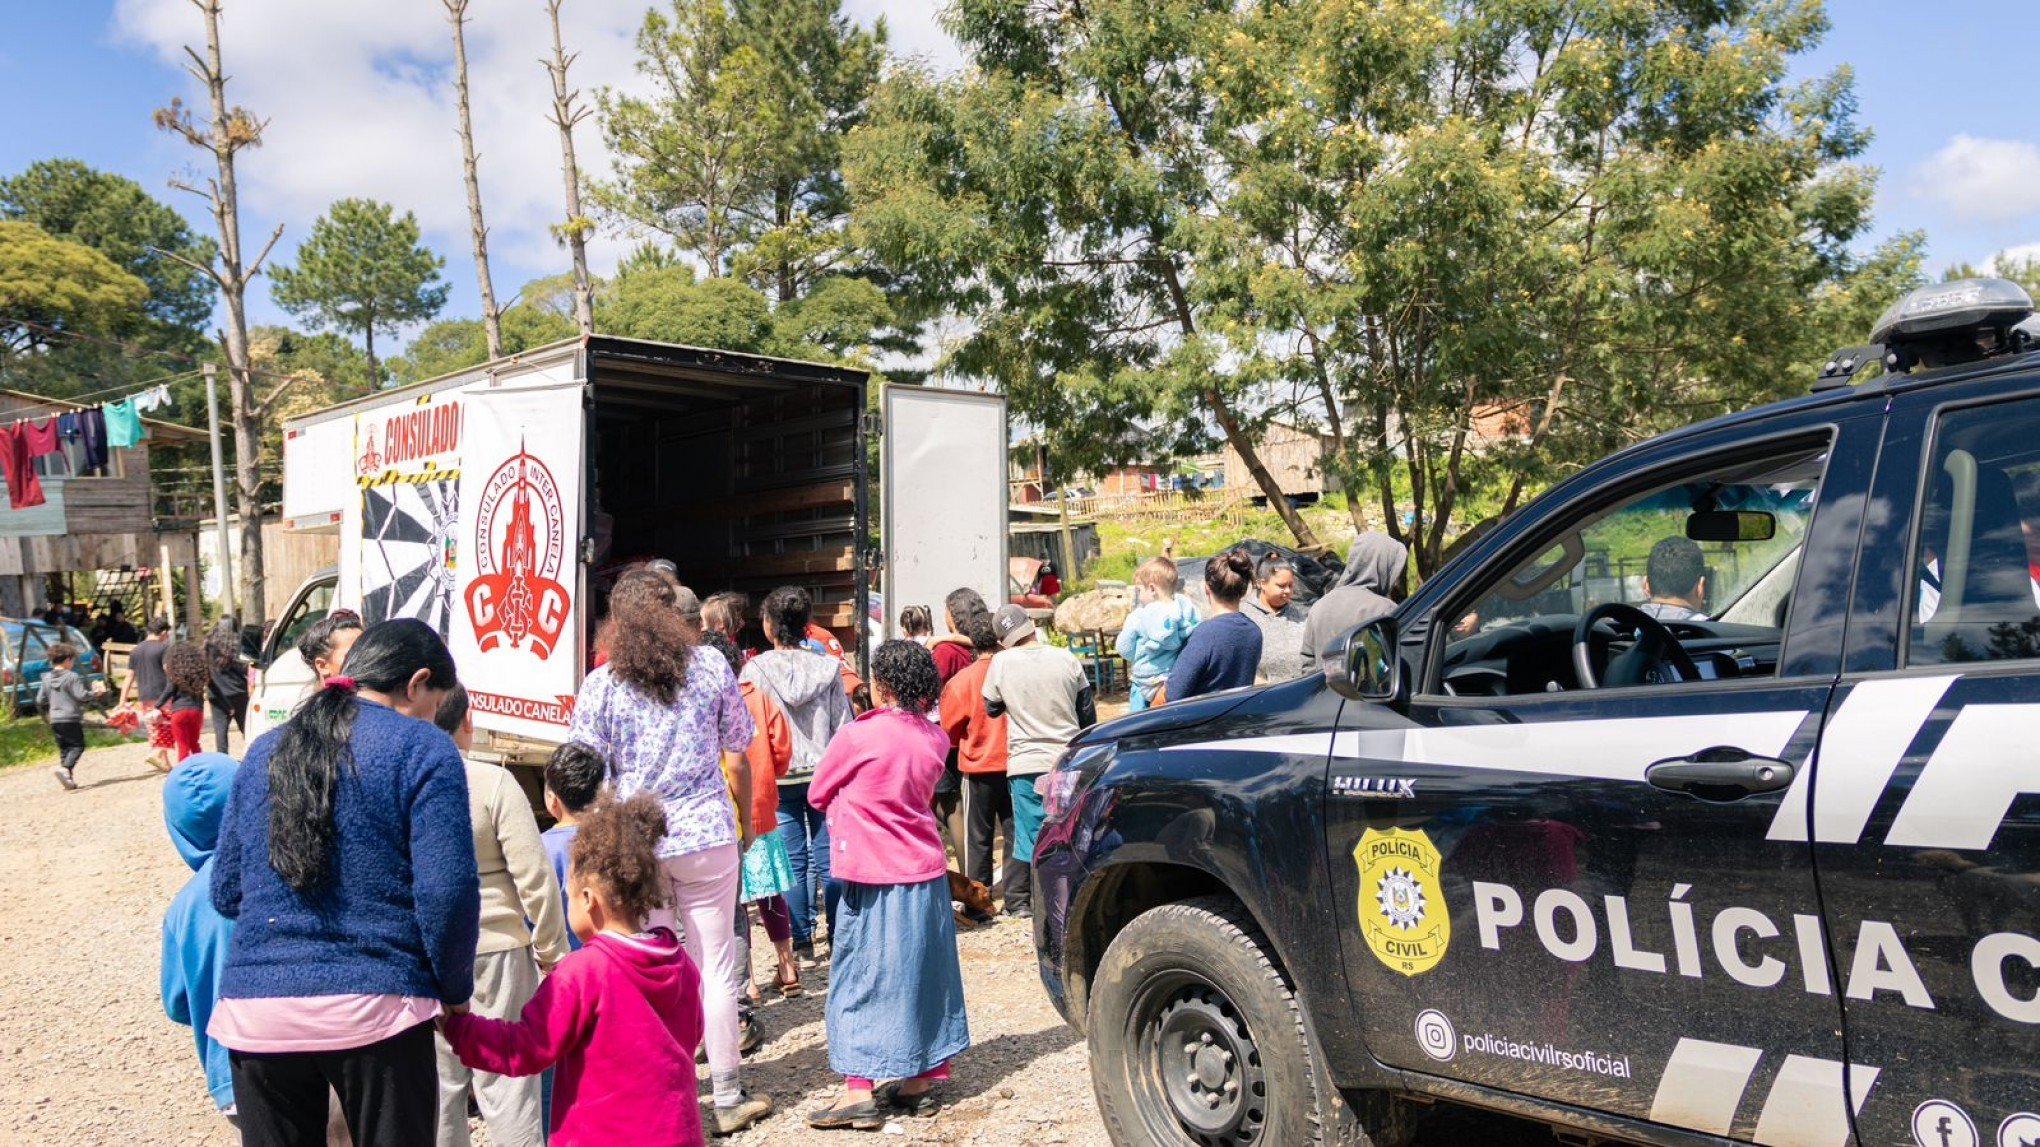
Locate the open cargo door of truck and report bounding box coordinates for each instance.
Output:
[447,379,588,742]
[881,386,1008,637]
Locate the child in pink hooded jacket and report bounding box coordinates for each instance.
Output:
[442,793,706,1146]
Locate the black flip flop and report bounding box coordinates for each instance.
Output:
[806,1098,886,1131]
[874,1080,942,1117]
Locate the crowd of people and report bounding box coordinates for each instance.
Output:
[128,531,1416,1146]
[1112,533,1412,700]
[138,560,1128,1147]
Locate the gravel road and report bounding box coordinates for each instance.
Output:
[0,737,1103,1147]
[0,736,1552,1146]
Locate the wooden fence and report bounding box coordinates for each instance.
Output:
[1055,490,1254,528]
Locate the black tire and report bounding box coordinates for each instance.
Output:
[1088,895,1371,1146]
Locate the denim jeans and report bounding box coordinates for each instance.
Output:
[777,782,840,945]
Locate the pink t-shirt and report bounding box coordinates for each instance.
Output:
[807,706,951,885]
[209,994,440,1054]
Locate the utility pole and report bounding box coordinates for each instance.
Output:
[203,362,237,618]
[1040,442,1078,583]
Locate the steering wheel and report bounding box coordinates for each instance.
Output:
[1571,603,1699,689]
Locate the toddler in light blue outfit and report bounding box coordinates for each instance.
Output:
[1115,556,1202,710]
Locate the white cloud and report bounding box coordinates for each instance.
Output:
[844,1,963,73]
[108,0,956,336]
[1911,134,2040,226]
[1990,242,2040,270]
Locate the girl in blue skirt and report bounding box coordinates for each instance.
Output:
[806,639,972,1131]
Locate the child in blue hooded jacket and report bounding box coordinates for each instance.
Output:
[1115,557,1201,711]
[161,751,240,1123]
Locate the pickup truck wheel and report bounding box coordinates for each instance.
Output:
[1089,895,1368,1146]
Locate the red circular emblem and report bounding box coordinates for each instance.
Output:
[463,442,571,660]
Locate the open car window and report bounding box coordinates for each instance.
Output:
[1436,443,1827,696]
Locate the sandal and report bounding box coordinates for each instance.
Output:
[806,1098,885,1131]
[874,1080,941,1117]
[776,965,805,999]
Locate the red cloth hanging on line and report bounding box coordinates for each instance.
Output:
[0,424,46,510]
[21,417,59,458]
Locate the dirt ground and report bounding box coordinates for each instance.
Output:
[0,734,1551,1146]
[0,735,1105,1146]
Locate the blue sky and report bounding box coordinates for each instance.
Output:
[3,0,2035,353]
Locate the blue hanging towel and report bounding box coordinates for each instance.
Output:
[103,397,146,449]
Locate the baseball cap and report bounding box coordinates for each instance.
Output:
[672,585,702,622]
[992,603,1036,647]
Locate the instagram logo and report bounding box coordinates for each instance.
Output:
[1413,1009,1457,1063]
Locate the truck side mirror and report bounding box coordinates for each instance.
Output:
[1326,616,1401,705]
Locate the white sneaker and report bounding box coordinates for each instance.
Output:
[51,766,77,791]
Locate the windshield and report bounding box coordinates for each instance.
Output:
[1458,448,1824,633]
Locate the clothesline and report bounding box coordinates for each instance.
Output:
[0,367,206,415]
[1,315,312,385]
[0,385,170,512]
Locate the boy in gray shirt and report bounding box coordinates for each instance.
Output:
[42,642,102,790]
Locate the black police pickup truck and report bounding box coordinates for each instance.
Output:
[1034,278,2040,1147]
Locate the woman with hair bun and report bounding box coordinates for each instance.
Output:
[1164,547,1264,702]
[805,639,970,1131]
[208,618,477,1145]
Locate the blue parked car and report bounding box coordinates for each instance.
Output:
[3,620,107,716]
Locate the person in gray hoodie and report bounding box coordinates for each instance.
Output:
[42,641,102,790]
[1300,533,1410,674]
[739,585,856,958]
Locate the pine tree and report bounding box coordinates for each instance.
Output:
[269,198,449,386]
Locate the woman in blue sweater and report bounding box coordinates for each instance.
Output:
[209,619,478,1147]
[1165,548,1264,702]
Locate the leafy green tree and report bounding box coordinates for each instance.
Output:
[603,261,777,351]
[851,0,1885,570]
[595,0,883,304]
[727,0,885,302]
[269,198,449,385]
[0,220,150,359]
[390,305,577,382]
[775,274,898,361]
[594,1,779,275]
[0,159,217,336]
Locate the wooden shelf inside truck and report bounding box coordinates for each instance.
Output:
[696,479,855,520]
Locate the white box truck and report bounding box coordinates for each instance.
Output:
[251,335,1007,784]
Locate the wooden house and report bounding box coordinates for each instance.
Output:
[0,389,207,623]
[1224,420,1341,503]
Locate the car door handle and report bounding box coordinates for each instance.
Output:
[1645,746,1796,802]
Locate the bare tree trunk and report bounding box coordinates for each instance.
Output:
[1152,256,1322,552]
[447,0,502,358]
[364,321,379,392]
[544,0,595,334]
[1099,73,1320,554]
[155,0,283,621]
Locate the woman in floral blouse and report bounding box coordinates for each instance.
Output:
[565,569,773,1136]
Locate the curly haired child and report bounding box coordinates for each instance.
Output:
[442,793,707,1146]
[160,641,211,763]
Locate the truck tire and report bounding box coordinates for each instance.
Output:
[1089,895,1372,1146]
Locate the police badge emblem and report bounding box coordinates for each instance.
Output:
[1356,827,1450,976]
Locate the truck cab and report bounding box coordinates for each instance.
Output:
[1035,279,2040,1146]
